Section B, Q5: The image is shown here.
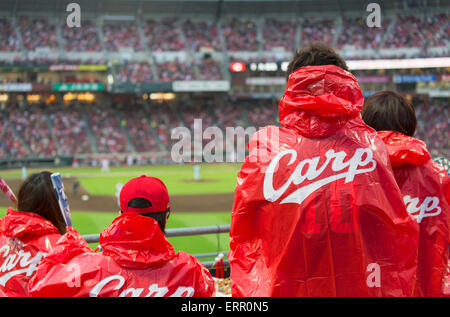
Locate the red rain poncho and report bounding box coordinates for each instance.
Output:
[0,207,61,297]
[28,212,215,297]
[229,65,420,297]
[378,131,450,297]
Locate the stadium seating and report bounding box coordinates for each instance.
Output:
[0,18,20,51]
[299,16,336,47]
[1,97,447,160]
[0,13,446,57]
[84,105,128,154]
[0,116,29,158]
[222,17,259,51]
[262,18,296,52]
[0,11,447,162]
[115,61,155,83]
[383,14,449,49]
[18,16,58,50]
[182,19,221,52]
[62,19,102,52]
[156,59,199,82]
[7,105,57,157]
[0,12,447,83]
[103,20,143,52]
[197,57,224,80]
[143,18,185,52]
[49,105,93,155]
[336,16,390,50]
[415,97,449,157]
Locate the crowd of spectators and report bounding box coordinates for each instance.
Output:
[38,56,223,83]
[146,102,183,150]
[423,13,449,48]
[115,61,155,83]
[182,19,221,52]
[336,16,390,50]
[156,59,199,82]
[383,15,425,49]
[18,16,58,50]
[383,13,449,49]
[143,18,185,52]
[84,105,128,154]
[212,101,246,130]
[7,105,57,157]
[0,18,20,51]
[0,119,29,159]
[0,57,107,67]
[245,99,279,128]
[262,18,296,52]
[299,16,336,47]
[0,96,447,160]
[116,103,159,153]
[48,104,92,156]
[177,99,215,130]
[197,57,223,80]
[414,97,449,158]
[103,21,143,52]
[62,19,102,52]
[1,13,447,58]
[222,18,259,51]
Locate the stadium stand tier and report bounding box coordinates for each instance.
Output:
[0,0,448,166]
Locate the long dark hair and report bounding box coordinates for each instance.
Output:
[17,171,66,234]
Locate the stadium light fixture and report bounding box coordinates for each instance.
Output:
[150,93,176,101]
[26,94,41,103]
[107,74,114,85]
[347,57,450,70]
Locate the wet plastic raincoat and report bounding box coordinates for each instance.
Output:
[229,65,420,297]
[28,212,215,297]
[0,207,61,297]
[378,131,450,297]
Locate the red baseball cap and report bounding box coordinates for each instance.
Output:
[120,175,170,214]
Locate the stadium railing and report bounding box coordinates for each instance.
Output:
[81,224,231,269]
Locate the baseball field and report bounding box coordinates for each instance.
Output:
[0,163,242,260]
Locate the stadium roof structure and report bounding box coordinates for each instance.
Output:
[1,0,448,16]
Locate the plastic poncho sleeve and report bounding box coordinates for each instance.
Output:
[28,227,94,297]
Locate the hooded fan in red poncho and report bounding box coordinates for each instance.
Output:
[362,91,450,297]
[0,172,66,297]
[28,175,215,297]
[228,45,420,297]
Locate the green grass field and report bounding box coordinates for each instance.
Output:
[0,208,231,260]
[1,163,241,196]
[0,163,241,260]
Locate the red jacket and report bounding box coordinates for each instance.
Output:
[228,65,420,297]
[378,131,450,297]
[0,207,61,297]
[28,212,215,297]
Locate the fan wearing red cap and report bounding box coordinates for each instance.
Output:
[28,174,216,297]
[120,175,171,233]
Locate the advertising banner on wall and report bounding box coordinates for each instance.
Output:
[172,80,230,92]
[53,83,105,91]
[357,76,391,83]
[245,77,286,86]
[0,83,32,92]
[393,75,437,83]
